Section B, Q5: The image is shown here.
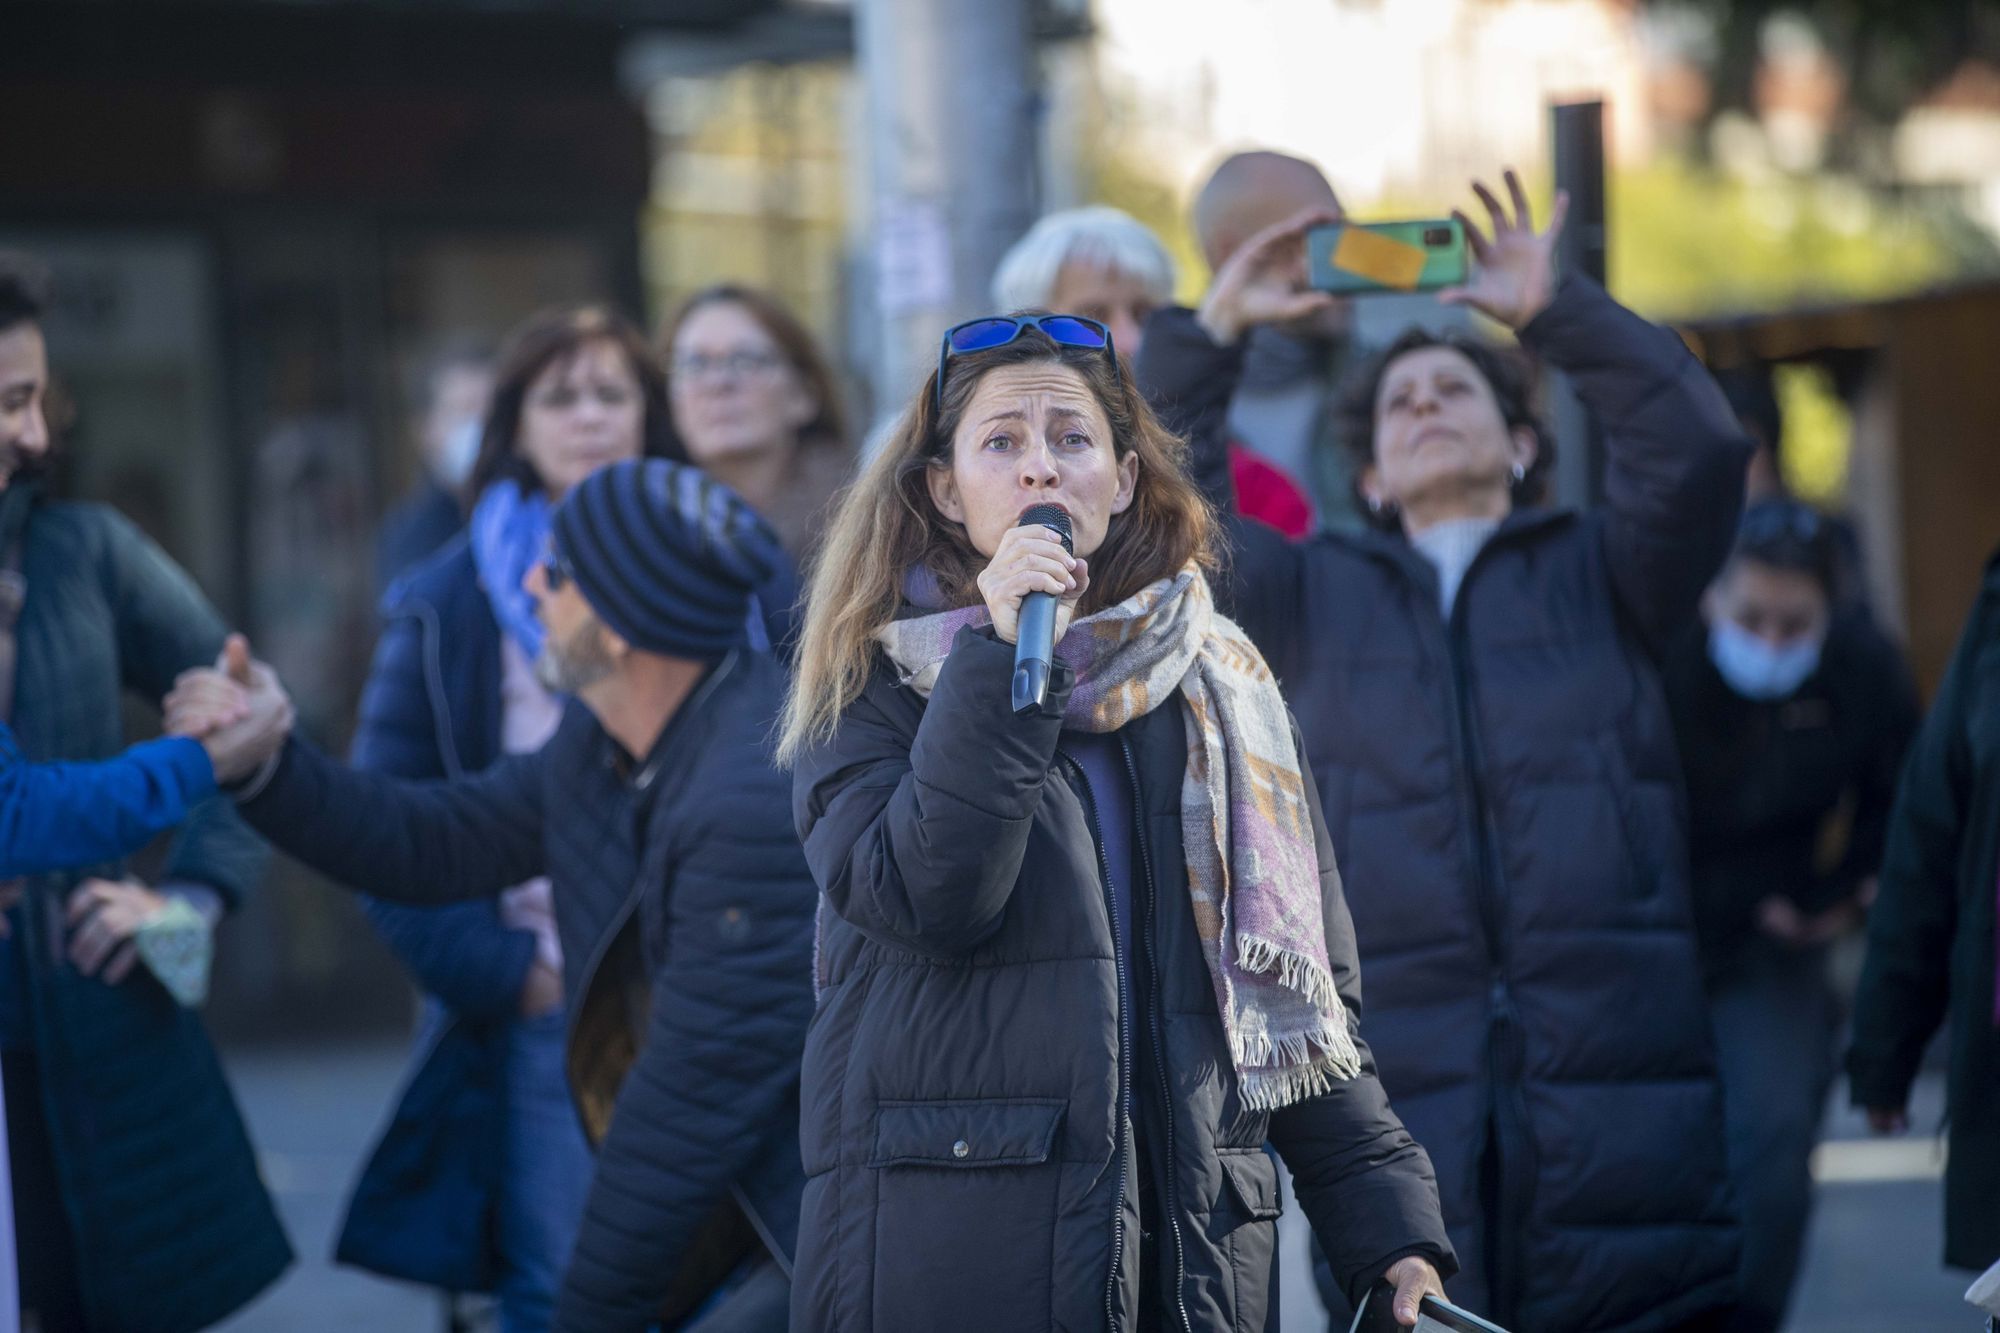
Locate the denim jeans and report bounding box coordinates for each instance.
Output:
[1707,941,1840,1333]
[497,1008,596,1333]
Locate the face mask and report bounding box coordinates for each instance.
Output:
[435,416,482,487]
[1708,617,1823,700]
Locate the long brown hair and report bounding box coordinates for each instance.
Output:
[657,284,850,459]
[465,305,679,504]
[777,322,1215,765]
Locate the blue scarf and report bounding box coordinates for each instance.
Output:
[469,481,552,662]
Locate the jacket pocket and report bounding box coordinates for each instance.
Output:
[1217,1149,1282,1221]
[869,1098,1066,1330]
[869,1097,1065,1168]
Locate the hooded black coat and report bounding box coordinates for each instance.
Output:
[791,624,1454,1332]
[1139,277,1751,1332]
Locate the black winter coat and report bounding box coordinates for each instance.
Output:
[2,495,290,1333]
[1663,607,1918,976]
[1139,277,1751,1332]
[1848,551,2000,1272]
[238,649,817,1330]
[791,625,1454,1332]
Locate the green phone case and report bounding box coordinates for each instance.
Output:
[1306,218,1468,295]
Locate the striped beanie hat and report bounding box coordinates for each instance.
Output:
[551,458,784,660]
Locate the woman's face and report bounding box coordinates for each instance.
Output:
[668,301,819,466]
[1704,558,1830,649]
[926,360,1138,561]
[1363,345,1535,520]
[518,338,645,500]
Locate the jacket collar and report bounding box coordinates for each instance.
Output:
[1335,502,1576,584]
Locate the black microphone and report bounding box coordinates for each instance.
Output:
[1011,504,1074,717]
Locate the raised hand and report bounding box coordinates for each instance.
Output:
[162,669,249,739]
[1196,206,1343,346]
[164,634,296,784]
[1439,168,1569,331]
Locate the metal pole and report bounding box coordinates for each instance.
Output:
[856,0,1040,439]
[1550,99,1607,507]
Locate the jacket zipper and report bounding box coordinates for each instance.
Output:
[1058,750,1132,1333]
[561,651,740,1108]
[1437,547,1533,1324]
[1120,736,1192,1333]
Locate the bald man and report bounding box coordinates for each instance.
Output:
[1190,151,1363,530]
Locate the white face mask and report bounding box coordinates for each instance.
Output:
[435,416,482,487]
[1707,618,1823,701]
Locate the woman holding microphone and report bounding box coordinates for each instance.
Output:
[779,308,1453,1328]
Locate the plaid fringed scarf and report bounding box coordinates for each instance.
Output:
[875,564,1360,1111]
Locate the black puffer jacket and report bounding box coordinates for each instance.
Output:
[1139,277,1751,1332]
[1848,550,2000,1272]
[238,649,816,1331]
[791,625,1453,1332]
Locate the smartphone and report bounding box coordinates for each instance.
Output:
[1307,218,1468,296]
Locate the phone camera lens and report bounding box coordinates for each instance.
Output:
[1423,227,1453,247]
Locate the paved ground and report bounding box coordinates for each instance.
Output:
[215,1041,1978,1331]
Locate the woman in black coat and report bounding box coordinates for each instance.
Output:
[781,310,1454,1330]
[1848,547,2000,1279]
[1138,175,1752,1332]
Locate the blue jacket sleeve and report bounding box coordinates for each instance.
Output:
[350,607,535,1025]
[1517,277,1754,654]
[0,726,217,877]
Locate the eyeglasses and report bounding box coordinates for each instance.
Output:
[935,315,1114,411]
[671,349,788,382]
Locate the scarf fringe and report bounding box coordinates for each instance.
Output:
[1236,933,1343,1016]
[1236,1046,1363,1113]
[1228,1015,1360,1074]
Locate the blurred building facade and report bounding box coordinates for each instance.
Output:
[2,0,794,1039]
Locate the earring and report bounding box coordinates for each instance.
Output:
[1510,462,1527,482]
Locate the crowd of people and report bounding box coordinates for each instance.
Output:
[0,145,1995,1333]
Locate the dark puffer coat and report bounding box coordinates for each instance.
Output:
[3,495,290,1332]
[1848,549,2000,1273]
[238,649,816,1330]
[1139,277,1751,1332]
[792,625,1454,1332]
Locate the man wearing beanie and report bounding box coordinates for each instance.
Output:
[177,459,815,1332]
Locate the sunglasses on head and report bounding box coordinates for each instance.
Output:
[1739,501,1823,546]
[935,315,1114,412]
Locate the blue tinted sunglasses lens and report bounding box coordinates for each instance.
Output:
[1039,317,1107,348]
[948,319,1021,353]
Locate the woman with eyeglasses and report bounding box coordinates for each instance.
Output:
[660,286,851,550]
[338,306,677,1330]
[1661,497,1918,1332]
[779,310,1454,1330]
[1139,174,1753,1332]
